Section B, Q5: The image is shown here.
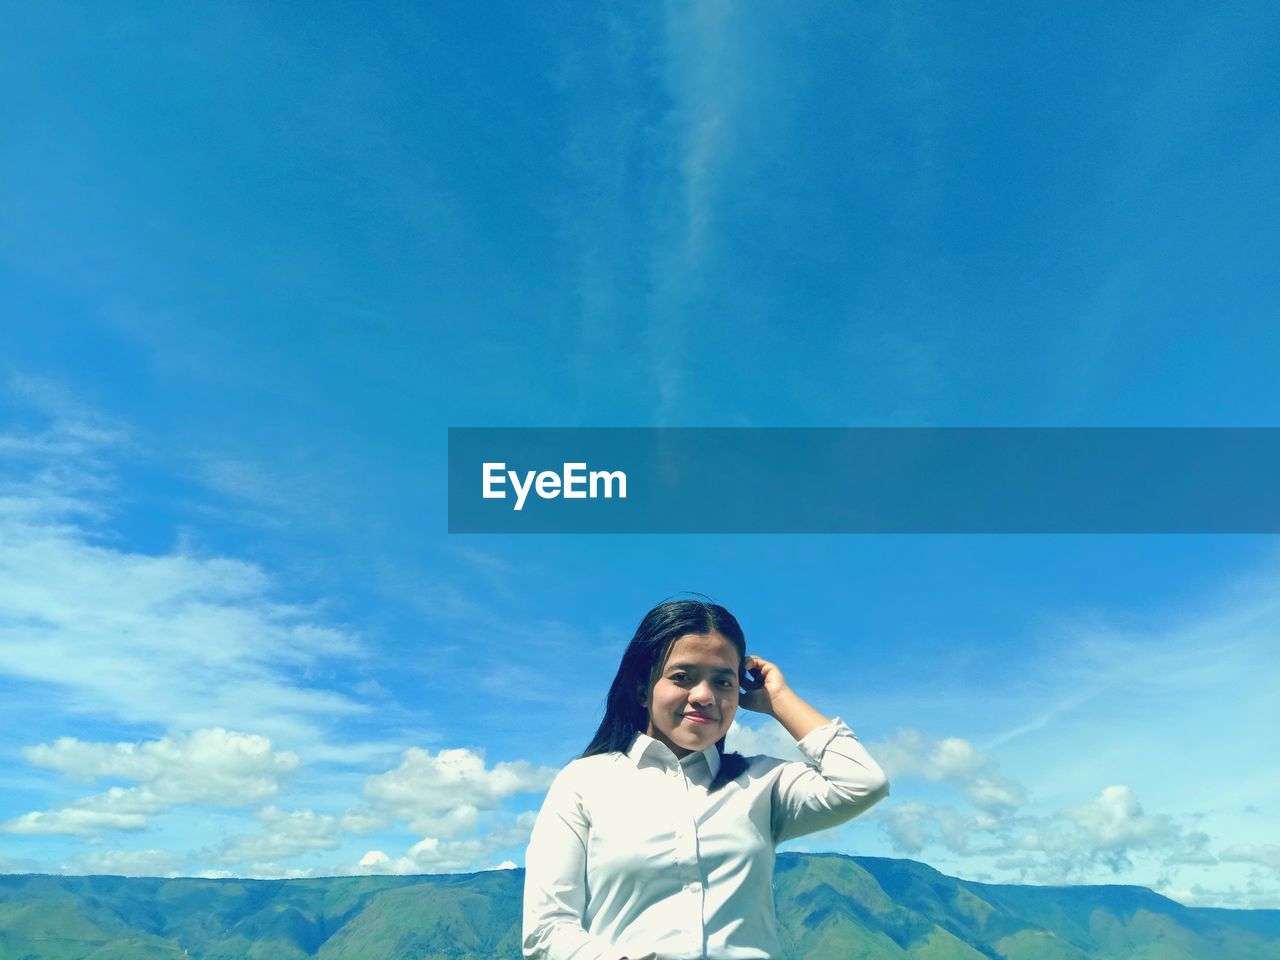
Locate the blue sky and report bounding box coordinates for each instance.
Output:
[2,2,1278,907]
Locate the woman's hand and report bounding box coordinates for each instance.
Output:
[740,654,833,741]
[738,654,790,715]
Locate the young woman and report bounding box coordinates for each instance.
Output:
[522,599,889,960]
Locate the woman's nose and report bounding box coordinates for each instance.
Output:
[689,681,714,704]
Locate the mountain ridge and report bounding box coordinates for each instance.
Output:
[0,854,1275,959]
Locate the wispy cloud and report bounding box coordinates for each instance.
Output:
[0,392,571,877]
[0,412,368,747]
[383,561,621,711]
[1220,844,1280,869]
[644,1,739,422]
[191,451,362,535]
[982,687,1104,751]
[866,729,1214,883]
[660,0,735,269]
[982,567,1280,834]
[816,559,1280,906]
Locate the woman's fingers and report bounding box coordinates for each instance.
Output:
[738,654,791,713]
[747,655,785,687]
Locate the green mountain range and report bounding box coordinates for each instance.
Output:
[1,854,1276,959]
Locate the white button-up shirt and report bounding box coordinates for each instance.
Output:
[522,719,888,960]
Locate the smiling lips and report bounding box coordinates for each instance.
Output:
[683,713,717,724]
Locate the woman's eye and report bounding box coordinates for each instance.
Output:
[669,673,688,682]
[716,678,734,687]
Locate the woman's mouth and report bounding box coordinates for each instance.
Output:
[683,713,716,724]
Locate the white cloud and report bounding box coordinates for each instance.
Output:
[727,718,805,761]
[25,728,299,798]
[870,729,1026,816]
[340,748,554,876]
[363,747,555,836]
[354,836,494,875]
[1164,835,1217,866]
[874,800,1004,859]
[878,801,933,855]
[4,728,298,837]
[1162,879,1280,910]
[6,807,148,836]
[963,777,1027,814]
[358,850,391,866]
[1065,785,1180,851]
[355,809,539,877]
[876,781,1217,884]
[338,808,386,835]
[218,806,341,864]
[489,810,539,848]
[242,864,319,880]
[70,847,182,877]
[872,729,986,783]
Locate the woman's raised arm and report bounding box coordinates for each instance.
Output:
[740,654,890,843]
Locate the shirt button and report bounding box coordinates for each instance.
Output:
[685,881,701,893]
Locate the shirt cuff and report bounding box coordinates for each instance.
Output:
[795,717,855,762]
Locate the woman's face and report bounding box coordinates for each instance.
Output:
[643,630,740,759]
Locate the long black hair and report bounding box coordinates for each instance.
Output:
[583,598,749,792]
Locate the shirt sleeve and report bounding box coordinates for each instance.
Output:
[770,717,889,844]
[522,763,625,960]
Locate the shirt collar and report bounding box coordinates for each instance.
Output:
[626,732,721,778]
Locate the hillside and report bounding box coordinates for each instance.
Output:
[0,855,1276,959]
